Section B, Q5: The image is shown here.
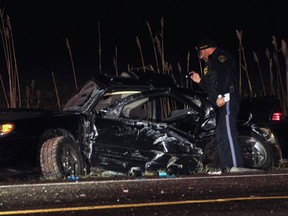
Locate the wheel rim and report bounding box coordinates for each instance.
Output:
[239,136,268,168]
[61,144,81,177]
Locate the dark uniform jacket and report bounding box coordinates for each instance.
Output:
[198,48,238,107]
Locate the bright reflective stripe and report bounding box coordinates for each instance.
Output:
[225,101,237,167]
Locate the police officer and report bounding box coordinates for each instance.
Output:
[190,37,244,172]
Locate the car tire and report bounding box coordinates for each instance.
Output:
[40,136,84,179]
[238,131,273,170]
[203,131,273,170]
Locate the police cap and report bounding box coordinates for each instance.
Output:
[198,37,217,50]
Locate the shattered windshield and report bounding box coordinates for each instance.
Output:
[63,80,101,110]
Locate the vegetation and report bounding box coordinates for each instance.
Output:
[0,9,287,115]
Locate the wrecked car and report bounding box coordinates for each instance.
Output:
[0,72,287,179]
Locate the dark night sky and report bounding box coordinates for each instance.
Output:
[0,1,287,92]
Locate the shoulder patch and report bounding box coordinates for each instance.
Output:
[218,55,227,63]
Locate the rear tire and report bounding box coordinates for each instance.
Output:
[238,131,273,170]
[203,131,273,170]
[40,136,84,179]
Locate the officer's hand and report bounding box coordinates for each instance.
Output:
[190,71,201,83]
[216,97,225,107]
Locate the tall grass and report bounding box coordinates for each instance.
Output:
[0,8,20,108]
[236,29,253,97]
[253,51,266,96]
[66,38,78,91]
[0,9,288,115]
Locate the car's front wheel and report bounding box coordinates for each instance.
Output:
[238,131,273,170]
[40,136,84,179]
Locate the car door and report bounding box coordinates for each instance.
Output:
[89,91,141,173]
[119,93,200,172]
[117,96,159,170]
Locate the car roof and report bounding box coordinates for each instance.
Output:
[63,71,178,110]
[93,70,178,89]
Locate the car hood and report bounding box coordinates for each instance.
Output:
[0,108,79,122]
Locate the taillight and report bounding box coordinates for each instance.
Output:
[272,112,283,121]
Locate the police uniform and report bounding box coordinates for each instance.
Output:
[198,38,244,170]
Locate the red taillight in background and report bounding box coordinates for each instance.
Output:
[272,112,283,121]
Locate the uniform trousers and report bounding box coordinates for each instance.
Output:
[215,92,244,169]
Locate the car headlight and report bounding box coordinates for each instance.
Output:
[0,123,15,136]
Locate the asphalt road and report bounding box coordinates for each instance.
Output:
[0,171,288,216]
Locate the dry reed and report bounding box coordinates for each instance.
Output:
[136,36,145,72]
[272,37,286,106]
[265,48,275,95]
[52,71,61,110]
[66,38,78,91]
[98,21,102,74]
[113,46,119,76]
[236,29,253,97]
[0,9,21,108]
[146,20,160,73]
[253,51,266,95]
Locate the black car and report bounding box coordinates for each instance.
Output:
[0,72,287,179]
